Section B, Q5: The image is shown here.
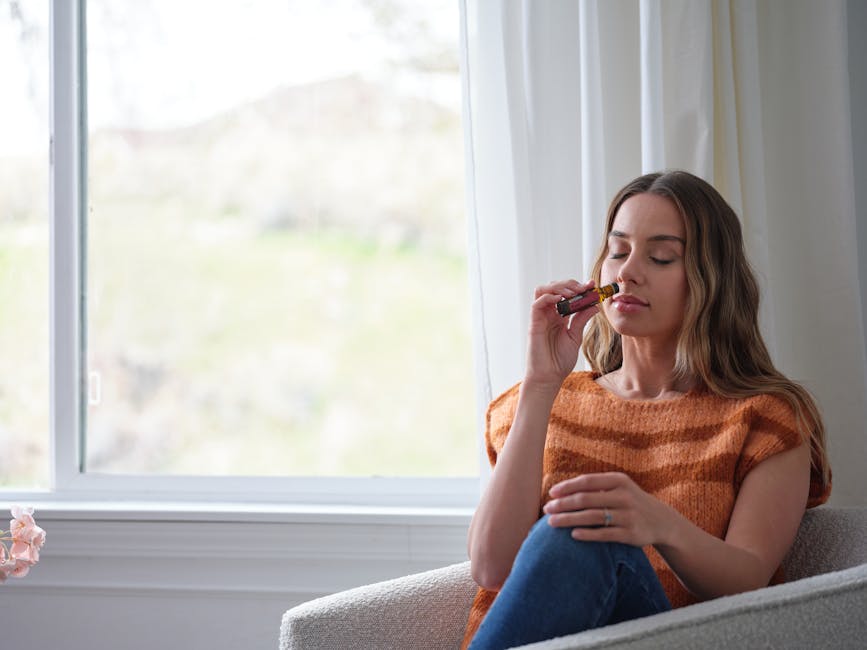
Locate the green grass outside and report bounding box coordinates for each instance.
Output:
[0,215,478,485]
[84,212,477,477]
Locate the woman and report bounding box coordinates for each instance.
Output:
[463,171,831,649]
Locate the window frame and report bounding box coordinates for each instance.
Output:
[12,0,480,509]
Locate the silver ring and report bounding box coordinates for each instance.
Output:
[603,508,613,527]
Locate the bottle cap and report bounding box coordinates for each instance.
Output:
[555,298,573,316]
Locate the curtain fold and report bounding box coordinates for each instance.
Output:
[461,0,866,504]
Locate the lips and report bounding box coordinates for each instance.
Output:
[611,294,649,312]
[613,294,649,306]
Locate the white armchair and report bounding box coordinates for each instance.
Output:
[280,506,867,649]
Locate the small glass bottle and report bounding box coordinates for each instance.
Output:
[555,282,620,317]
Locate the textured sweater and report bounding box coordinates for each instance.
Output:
[462,371,831,648]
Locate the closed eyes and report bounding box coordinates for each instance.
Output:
[608,253,674,265]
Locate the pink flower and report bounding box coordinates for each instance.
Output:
[11,539,39,563]
[0,548,28,583]
[9,510,46,564]
[0,557,30,580]
[1,506,46,583]
[11,506,37,538]
[10,505,36,528]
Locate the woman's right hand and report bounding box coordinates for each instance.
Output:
[525,279,599,387]
[469,278,598,591]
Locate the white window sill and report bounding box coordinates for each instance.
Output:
[3,475,481,510]
[0,499,474,525]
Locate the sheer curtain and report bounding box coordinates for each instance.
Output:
[460,0,866,504]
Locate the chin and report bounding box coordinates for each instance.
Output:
[611,324,652,338]
[605,312,662,339]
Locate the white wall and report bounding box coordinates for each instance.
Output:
[0,507,471,650]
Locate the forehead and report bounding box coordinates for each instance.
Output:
[610,193,685,241]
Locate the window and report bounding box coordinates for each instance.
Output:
[0,0,50,490]
[4,0,478,505]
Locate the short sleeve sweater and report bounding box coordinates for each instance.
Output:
[461,371,831,648]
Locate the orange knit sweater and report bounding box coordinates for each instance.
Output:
[461,371,831,648]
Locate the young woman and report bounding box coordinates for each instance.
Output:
[463,171,831,649]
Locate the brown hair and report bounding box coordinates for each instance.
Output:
[583,170,830,484]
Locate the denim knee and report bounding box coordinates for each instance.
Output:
[516,515,618,577]
[470,515,671,649]
[526,517,668,610]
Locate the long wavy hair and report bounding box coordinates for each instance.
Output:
[583,170,829,484]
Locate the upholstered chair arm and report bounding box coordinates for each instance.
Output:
[522,563,867,650]
[279,561,476,650]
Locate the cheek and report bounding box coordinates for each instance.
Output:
[600,259,617,283]
[667,274,690,315]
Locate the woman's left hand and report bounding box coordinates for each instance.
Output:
[542,472,676,547]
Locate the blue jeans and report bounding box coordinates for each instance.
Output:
[469,515,671,649]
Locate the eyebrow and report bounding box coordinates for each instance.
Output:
[609,230,686,245]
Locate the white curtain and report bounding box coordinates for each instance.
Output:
[460,0,867,504]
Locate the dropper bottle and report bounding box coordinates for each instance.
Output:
[555,282,620,317]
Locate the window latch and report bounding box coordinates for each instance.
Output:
[88,370,101,406]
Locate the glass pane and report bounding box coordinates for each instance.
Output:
[85,0,474,476]
[0,1,50,489]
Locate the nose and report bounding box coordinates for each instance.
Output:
[616,251,644,286]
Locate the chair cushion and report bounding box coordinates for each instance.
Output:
[783,506,867,580]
